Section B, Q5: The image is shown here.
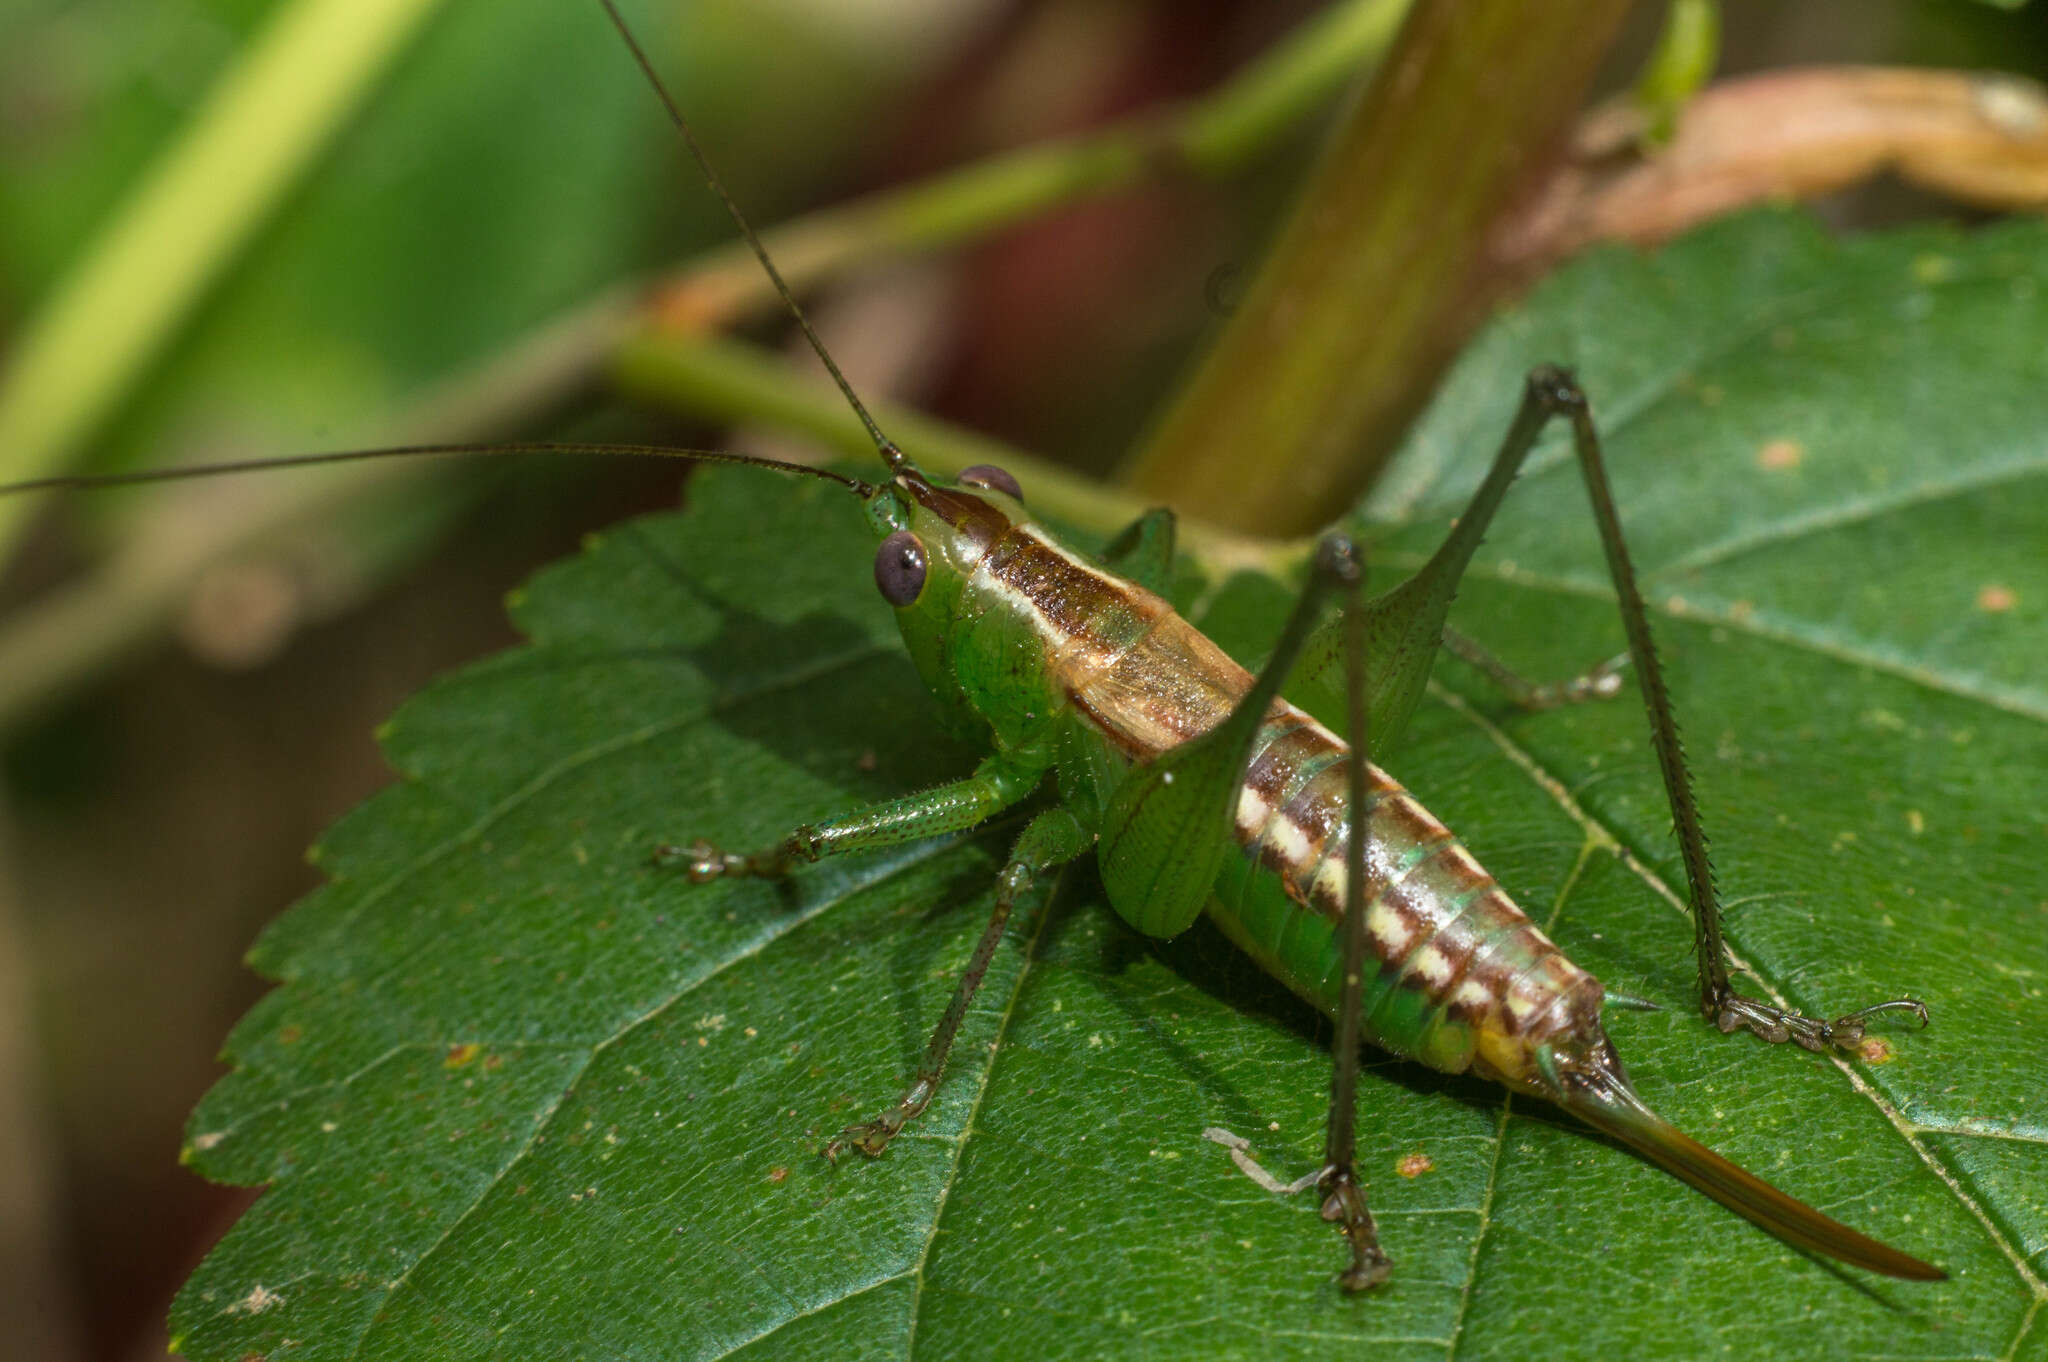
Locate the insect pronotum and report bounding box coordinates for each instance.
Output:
[3,0,1963,1321]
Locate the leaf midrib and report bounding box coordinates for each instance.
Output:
[900,862,1074,1358]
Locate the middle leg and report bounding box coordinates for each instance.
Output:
[656,750,1045,880]
[1440,624,1627,712]
[825,805,1087,1160]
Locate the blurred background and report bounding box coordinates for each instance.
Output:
[1,1,2045,1356]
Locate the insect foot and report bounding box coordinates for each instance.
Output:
[822,1079,935,1163]
[1318,1166,1392,1292]
[650,840,724,878]
[1531,650,1629,708]
[1202,1131,1389,1289]
[650,832,816,881]
[1711,988,1931,1052]
[1440,628,1631,713]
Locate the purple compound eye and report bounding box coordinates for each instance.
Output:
[874,531,928,607]
[958,463,1023,500]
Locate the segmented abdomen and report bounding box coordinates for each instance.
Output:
[1207,703,1602,1087]
[976,522,1605,1084]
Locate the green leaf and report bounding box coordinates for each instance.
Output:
[175,212,2048,1359]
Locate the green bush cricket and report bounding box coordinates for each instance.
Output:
[0,0,1955,1299]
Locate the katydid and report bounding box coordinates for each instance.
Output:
[646,384,1941,1288]
[0,0,1946,1298]
[602,1,1942,1287]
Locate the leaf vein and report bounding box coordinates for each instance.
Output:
[1452,564,2048,724]
[707,1272,913,1362]
[1654,455,2048,579]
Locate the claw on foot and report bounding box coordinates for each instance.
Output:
[1515,651,1629,710]
[822,1118,899,1163]
[1532,651,1629,708]
[1204,1133,1391,1290]
[650,839,748,882]
[822,1080,932,1163]
[1712,988,1929,1052]
[1577,652,1630,702]
[1318,1167,1392,1293]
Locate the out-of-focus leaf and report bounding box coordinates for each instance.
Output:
[0,0,900,483]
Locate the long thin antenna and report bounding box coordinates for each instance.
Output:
[597,0,905,473]
[0,442,873,498]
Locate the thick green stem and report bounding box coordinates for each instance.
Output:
[608,330,1286,574]
[0,0,1368,725]
[655,0,1409,330]
[1122,0,1635,536]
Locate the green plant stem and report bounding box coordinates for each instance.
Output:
[0,290,633,733]
[0,0,1374,727]
[1635,0,1722,145]
[656,0,1410,329]
[0,0,447,555]
[609,330,1288,576]
[1122,0,1635,536]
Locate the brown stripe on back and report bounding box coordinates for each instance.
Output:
[1239,711,1411,905]
[1430,888,1542,1027]
[968,523,1260,762]
[901,472,1014,549]
[1273,746,1356,855]
[1068,607,1256,759]
[980,530,1136,655]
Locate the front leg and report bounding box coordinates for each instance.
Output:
[654,751,1046,881]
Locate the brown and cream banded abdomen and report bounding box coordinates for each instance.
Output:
[968,522,1604,1089]
[1210,702,1604,1087]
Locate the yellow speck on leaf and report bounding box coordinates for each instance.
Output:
[1911,252,1955,285]
[1977,584,2018,612]
[1755,439,1803,471]
[231,1283,284,1315]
